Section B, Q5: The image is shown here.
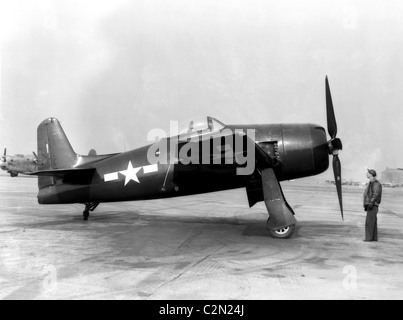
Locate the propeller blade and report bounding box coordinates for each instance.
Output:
[32,151,38,164]
[326,76,337,139]
[332,154,343,220]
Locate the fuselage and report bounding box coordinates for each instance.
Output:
[37,123,329,204]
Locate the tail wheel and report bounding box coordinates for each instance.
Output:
[83,211,89,221]
[266,219,296,239]
[82,202,99,220]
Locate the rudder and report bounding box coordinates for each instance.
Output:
[37,118,77,188]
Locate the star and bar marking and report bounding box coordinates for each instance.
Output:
[104,162,158,185]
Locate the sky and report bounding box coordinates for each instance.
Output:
[1,0,403,182]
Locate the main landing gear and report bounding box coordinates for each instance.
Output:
[83,202,99,220]
[266,218,296,239]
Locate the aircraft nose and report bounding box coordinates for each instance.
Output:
[310,124,330,174]
[0,156,7,169]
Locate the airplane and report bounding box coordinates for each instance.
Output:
[0,148,38,177]
[27,76,343,239]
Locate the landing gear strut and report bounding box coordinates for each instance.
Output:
[83,202,99,220]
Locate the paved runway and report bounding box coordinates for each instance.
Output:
[0,172,402,300]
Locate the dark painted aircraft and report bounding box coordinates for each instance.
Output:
[28,77,343,239]
[0,148,38,177]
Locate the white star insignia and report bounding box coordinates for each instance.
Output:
[119,161,141,185]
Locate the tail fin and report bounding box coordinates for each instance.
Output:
[37,118,78,188]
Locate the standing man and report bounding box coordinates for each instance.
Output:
[363,169,382,242]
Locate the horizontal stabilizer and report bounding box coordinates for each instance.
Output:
[28,168,95,184]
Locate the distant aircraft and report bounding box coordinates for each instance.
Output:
[28,76,343,239]
[0,148,38,177]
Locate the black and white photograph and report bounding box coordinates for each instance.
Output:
[1,0,403,304]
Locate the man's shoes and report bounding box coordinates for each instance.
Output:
[363,240,372,242]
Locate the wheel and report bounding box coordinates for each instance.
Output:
[266,219,295,239]
[83,210,89,221]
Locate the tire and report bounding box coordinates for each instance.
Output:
[266,219,296,239]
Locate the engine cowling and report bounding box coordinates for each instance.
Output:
[255,123,329,181]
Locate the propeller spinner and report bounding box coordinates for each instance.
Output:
[325,76,343,220]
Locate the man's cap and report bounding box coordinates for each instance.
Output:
[367,169,377,177]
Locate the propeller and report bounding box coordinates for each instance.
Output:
[326,76,343,220]
[32,151,38,164]
[1,148,6,163]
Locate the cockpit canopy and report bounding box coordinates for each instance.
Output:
[177,116,226,140]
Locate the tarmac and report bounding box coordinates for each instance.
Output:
[0,172,402,300]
